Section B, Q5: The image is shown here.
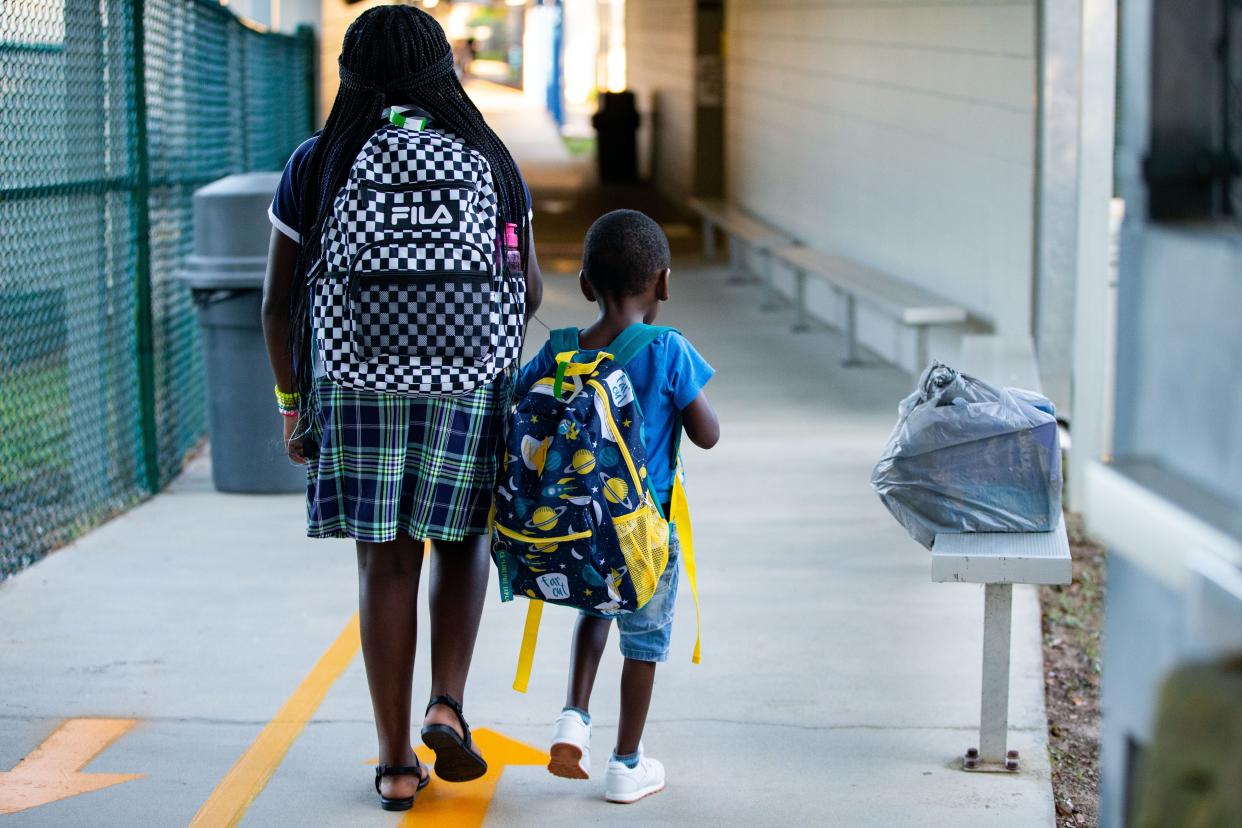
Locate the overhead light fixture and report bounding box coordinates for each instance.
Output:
[423,0,439,8]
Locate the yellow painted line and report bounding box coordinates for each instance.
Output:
[189,612,362,828]
[0,718,143,815]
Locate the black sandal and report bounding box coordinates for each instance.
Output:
[374,762,430,811]
[421,695,488,782]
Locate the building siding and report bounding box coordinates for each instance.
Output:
[726,0,1038,370]
[626,0,697,203]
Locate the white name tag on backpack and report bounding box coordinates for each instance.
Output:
[604,371,635,408]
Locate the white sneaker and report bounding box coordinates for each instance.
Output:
[604,748,665,804]
[548,710,591,779]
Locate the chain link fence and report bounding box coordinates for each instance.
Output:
[1,0,315,578]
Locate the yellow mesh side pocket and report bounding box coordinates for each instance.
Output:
[613,505,670,607]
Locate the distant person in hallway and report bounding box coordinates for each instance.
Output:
[260,4,542,812]
[453,36,478,81]
[512,210,720,803]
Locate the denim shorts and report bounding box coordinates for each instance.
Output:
[583,525,681,663]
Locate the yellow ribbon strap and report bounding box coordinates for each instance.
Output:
[670,463,701,664]
[554,350,614,376]
[513,600,543,693]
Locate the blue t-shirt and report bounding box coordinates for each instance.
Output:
[515,330,714,502]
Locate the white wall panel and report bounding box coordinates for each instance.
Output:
[727,0,1038,363]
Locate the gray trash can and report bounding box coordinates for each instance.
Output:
[179,172,304,493]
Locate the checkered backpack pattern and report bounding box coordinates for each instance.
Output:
[311,122,525,396]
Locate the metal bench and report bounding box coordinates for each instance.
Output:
[931,334,1071,773]
[772,245,973,368]
[687,197,795,295]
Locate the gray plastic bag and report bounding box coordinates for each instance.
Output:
[870,361,1062,549]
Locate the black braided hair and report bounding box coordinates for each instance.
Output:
[288,4,529,431]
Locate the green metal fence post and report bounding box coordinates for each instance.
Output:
[298,24,317,134]
[237,19,250,170]
[1,0,318,578]
[130,0,160,493]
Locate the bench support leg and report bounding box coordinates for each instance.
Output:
[964,583,1019,773]
[728,238,747,284]
[702,218,716,261]
[725,240,755,286]
[914,327,930,372]
[760,250,781,311]
[792,270,809,332]
[842,295,862,366]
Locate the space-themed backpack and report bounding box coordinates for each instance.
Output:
[311,107,525,397]
[492,324,701,691]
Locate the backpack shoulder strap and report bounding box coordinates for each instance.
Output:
[671,473,702,665]
[549,327,579,355]
[609,324,680,367]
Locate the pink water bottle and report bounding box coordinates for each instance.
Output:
[504,222,522,274]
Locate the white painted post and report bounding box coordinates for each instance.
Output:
[1068,0,1118,512]
[979,583,1013,763]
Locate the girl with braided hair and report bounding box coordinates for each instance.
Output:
[261,5,542,810]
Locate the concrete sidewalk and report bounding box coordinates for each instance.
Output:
[0,80,1055,826]
[0,266,1054,827]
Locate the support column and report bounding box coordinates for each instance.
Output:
[842,295,861,366]
[1068,0,1118,512]
[1032,0,1083,412]
[702,217,716,260]
[792,270,809,332]
[979,583,1013,763]
[964,583,1019,773]
[691,1,724,199]
[129,0,159,492]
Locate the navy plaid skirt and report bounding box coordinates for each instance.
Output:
[305,372,511,543]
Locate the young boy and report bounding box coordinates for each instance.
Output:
[514,209,720,803]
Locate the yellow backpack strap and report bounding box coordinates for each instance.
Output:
[670,461,701,664]
[513,599,543,693]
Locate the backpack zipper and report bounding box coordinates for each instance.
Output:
[358,178,477,193]
[346,235,493,300]
[352,269,491,297]
[495,524,593,545]
[586,378,646,503]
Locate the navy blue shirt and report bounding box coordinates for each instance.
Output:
[268,134,318,243]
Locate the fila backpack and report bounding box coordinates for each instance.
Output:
[311,113,525,396]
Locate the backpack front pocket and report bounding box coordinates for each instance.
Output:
[347,236,496,361]
[611,505,670,608]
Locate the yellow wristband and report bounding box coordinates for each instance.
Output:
[274,385,300,407]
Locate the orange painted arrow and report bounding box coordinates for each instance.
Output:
[368,728,548,827]
[0,718,143,815]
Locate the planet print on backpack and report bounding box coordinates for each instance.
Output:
[525,505,566,532]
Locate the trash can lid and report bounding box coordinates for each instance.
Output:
[177,255,267,290]
[195,171,283,198]
[192,172,284,261]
